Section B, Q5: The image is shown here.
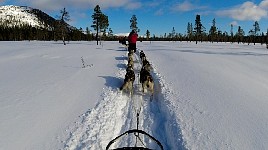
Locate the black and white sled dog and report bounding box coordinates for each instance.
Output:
[140,50,146,62]
[120,67,135,94]
[142,59,152,72]
[140,66,154,96]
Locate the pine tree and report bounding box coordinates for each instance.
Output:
[146,30,150,41]
[194,14,205,44]
[187,22,193,42]
[236,26,245,44]
[59,8,70,45]
[253,21,260,45]
[209,18,217,43]
[130,15,140,32]
[91,5,109,45]
[91,5,101,45]
[230,24,234,43]
[171,27,176,41]
[253,21,260,36]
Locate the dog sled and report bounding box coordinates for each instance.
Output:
[106,129,164,150]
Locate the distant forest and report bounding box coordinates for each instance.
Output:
[1,23,268,45]
[1,23,267,46]
[0,8,268,46]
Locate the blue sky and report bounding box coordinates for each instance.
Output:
[1,0,268,36]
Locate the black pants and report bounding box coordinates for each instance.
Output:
[128,43,136,53]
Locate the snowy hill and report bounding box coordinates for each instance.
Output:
[0,5,56,28]
[0,41,268,150]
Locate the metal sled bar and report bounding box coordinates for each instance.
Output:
[106,129,164,150]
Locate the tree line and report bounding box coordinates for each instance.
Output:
[0,6,267,47]
[143,15,267,47]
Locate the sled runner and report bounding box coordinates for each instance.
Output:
[106,129,164,150]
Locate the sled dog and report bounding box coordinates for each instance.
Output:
[140,67,154,95]
[120,69,135,94]
[126,64,133,71]
[120,77,134,94]
[142,59,152,72]
[128,59,134,69]
[140,50,146,62]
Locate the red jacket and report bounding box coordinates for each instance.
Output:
[128,33,138,44]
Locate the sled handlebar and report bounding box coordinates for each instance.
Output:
[106,129,164,150]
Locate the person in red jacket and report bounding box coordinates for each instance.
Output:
[128,30,138,53]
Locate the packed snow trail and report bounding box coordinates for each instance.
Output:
[64,45,186,150]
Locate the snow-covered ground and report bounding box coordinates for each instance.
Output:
[0,41,268,150]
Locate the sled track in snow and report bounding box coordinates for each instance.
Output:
[134,49,186,150]
[64,46,186,150]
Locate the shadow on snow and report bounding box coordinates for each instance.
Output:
[98,76,122,89]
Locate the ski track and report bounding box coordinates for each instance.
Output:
[64,46,186,150]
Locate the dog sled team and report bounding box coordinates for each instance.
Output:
[119,36,154,98]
